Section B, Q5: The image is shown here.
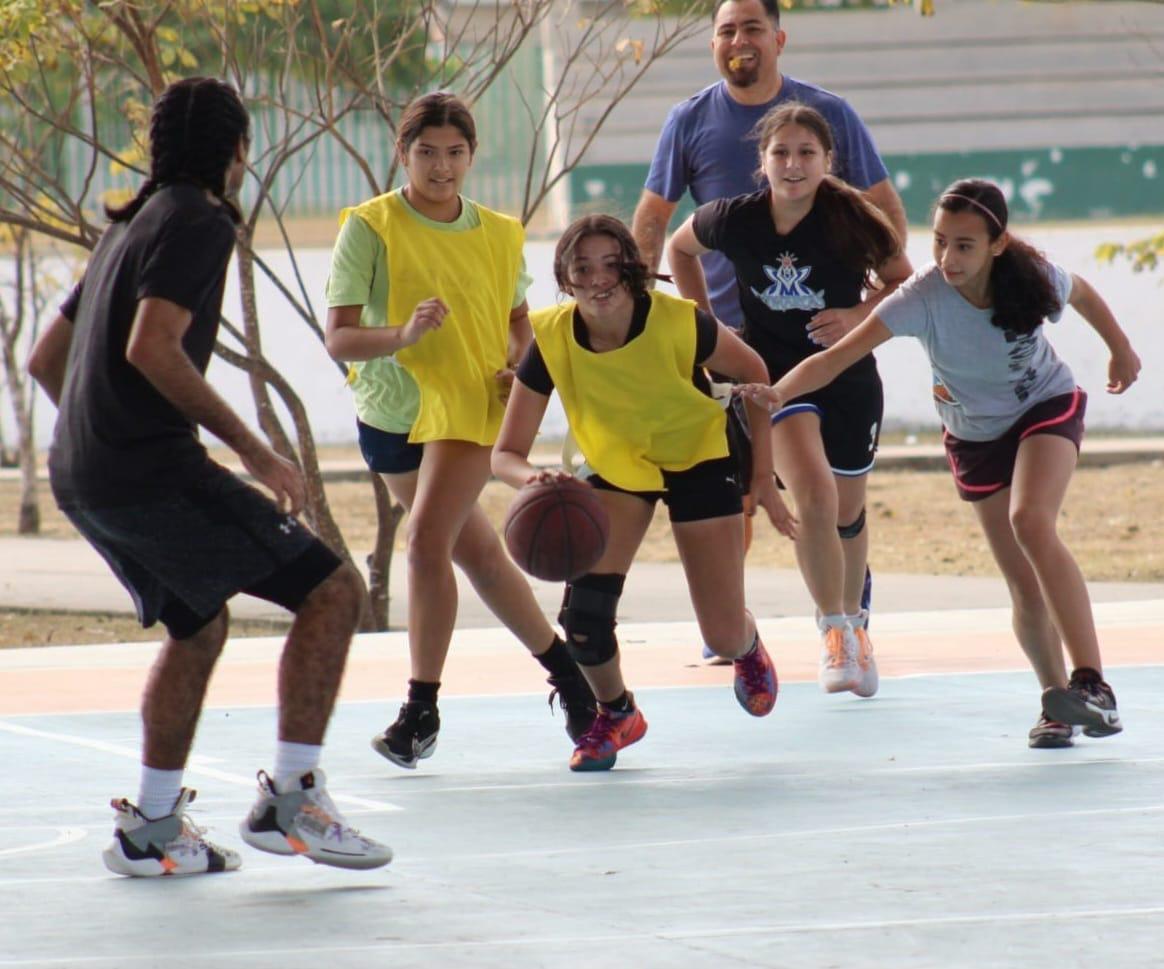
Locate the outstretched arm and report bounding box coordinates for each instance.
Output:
[1067,273,1141,393]
[805,249,913,348]
[738,314,894,414]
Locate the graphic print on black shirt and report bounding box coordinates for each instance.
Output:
[692,190,877,387]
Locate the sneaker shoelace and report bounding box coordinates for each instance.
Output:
[823,628,850,668]
[578,710,624,749]
[736,647,769,693]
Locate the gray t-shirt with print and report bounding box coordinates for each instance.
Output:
[876,262,1076,441]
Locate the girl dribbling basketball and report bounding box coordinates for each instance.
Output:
[493,214,794,771]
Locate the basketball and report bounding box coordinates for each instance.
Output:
[503,477,609,582]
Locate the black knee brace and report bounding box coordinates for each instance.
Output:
[837,507,866,540]
[558,573,624,667]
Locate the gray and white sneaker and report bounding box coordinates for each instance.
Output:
[239,770,392,870]
[103,789,241,877]
[1042,668,1123,738]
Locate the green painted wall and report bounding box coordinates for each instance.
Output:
[569,144,1164,225]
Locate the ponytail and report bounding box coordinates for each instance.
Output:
[815,176,900,287]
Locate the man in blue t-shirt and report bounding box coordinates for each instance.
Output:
[632,0,910,330]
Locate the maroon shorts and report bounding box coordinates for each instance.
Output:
[943,388,1087,502]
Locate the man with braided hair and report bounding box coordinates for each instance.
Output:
[28,77,391,876]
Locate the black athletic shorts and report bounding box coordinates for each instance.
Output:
[60,462,343,639]
[585,455,743,523]
[771,380,884,477]
[943,389,1087,502]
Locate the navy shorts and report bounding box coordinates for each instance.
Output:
[61,463,343,639]
[586,455,743,523]
[357,419,423,474]
[771,380,884,477]
[943,389,1087,502]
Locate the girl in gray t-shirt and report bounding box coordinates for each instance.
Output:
[739,178,1141,750]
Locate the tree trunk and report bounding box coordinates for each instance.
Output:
[364,472,405,632]
[234,230,297,462]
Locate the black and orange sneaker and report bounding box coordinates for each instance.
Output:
[1042,668,1122,738]
[569,700,648,771]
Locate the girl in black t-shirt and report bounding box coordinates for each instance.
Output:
[667,102,912,701]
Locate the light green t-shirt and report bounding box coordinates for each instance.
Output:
[325,193,532,433]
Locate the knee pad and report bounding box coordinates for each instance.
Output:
[558,573,625,667]
[837,507,866,540]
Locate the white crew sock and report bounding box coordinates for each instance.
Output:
[137,766,184,820]
[273,741,322,791]
[819,612,848,631]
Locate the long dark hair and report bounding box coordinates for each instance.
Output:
[936,179,1059,335]
[396,91,478,156]
[754,103,899,286]
[106,77,249,225]
[553,214,659,297]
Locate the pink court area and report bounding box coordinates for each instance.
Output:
[3,601,1161,716]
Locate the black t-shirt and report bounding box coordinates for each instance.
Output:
[49,183,237,506]
[517,293,719,395]
[692,190,877,387]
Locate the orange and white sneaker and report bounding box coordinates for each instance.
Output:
[103,789,241,877]
[849,610,879,698]
[818,620,860,693]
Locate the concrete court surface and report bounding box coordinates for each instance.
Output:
[2,597,1164,969]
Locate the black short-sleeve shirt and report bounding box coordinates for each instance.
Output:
[49,184,237,506]
[518,293,719,395]
[692,190,877,388]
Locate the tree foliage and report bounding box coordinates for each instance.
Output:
[0,0,710,626]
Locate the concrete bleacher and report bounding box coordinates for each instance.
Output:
[573,0,1164,161]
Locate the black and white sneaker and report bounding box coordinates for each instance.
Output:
[103,789,241,877]
[547,672,598,741]
[371,701,440,768]
[1042,668,1123,738]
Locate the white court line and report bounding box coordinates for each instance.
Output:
[339,753,1164,795]
[414,801,1164,864]
[0,828,86,858]
[2,904,1163,966]
[0,720,402,813]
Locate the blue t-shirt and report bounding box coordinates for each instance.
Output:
[645,76,890,328]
